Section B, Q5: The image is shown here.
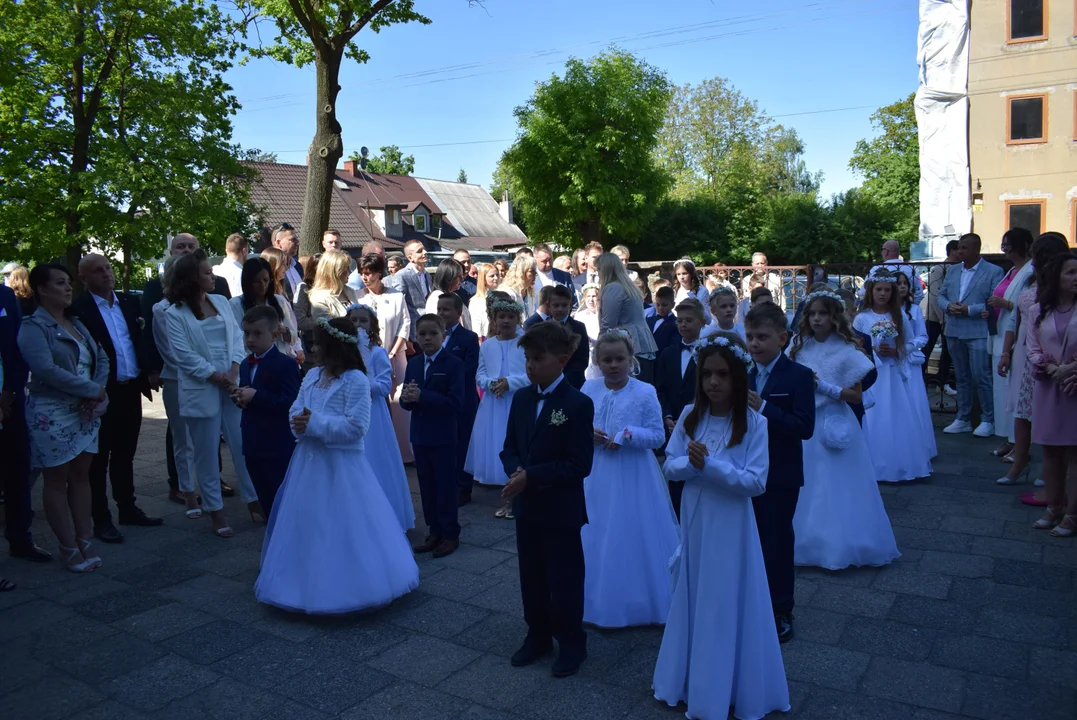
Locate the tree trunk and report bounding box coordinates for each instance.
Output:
[578,215,605,247]
[300,46,345,256]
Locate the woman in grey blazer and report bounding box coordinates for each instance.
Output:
[18,264,109,573]
[596,253,658,383]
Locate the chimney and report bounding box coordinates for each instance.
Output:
[498,191,513,225]
[342,159,359,177]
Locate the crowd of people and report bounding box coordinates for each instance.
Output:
[1,225,1075,718]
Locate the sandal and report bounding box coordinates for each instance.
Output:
[214,526,234,538]
[1034,507,1064,530]
[248,501,266,525]
[991,443,1014,457]
[0,578,15,592]
[76,538,103,570]
[1049,515,1077,538]
[185,508,203,519]
[59,546,96,573]
[494,504,509,518]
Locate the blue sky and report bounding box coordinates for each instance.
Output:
[227,0,918,199]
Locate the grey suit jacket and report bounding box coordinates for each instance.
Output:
[936,260,1006,340]
[18,308,110,402]
[396,265,429,338]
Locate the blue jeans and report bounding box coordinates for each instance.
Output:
[947,336,993,424]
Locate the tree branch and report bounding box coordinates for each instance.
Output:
[342,0,396,42]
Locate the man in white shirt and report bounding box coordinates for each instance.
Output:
[571,241,604,297]
[872,239,924,304]
[272,224,303,302]
[739,252,786,311]
[75,254,163,543]
[212,232,248,297]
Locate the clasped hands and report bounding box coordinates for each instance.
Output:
[502,466,527,501]
[687,440,709,470]
[489,377,509,398]
[1046,362,1077,395]
[592,427,621,451]
[290,407,311,434]
[78,386,108,419]
[400,380,421,403]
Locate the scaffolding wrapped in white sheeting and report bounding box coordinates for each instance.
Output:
[913,0,971,260]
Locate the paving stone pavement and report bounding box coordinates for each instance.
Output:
[2,400,1077,719]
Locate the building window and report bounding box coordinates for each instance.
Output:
[1006,199,1046,235]
[414,213,427,233]
[1008,0,1046,42]
[431,214,441,229]
[1007,94,1047,144]
[389,208,400,224]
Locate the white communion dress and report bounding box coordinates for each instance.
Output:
[361,343,415,531]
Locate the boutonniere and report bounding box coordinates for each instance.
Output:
[136,316,145,330]
[549,409,567,426]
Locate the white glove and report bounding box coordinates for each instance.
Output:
[817,379,843,400]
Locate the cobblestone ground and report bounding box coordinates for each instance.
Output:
[2,399,1076,720]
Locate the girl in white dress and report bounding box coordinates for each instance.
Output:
[581,330,679,628]
[853,268,934,482]
[464,294,528,518]
[468,263,501,339]
[348,304,415,532]
[701,286,745,340]
[788,291,900,570]
[673,258,711,322]
[894,272,938,459]
[573,284,602,381]
[654,333,789,720]
[255,317,419,614]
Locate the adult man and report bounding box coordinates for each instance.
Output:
[610,245,639,281]
[533,243,576,309]
[141,233,232,504]
[571,242,604,296]
[924,240,959,393]
[453,249,477,302]
[212,232,249,297]
[272,223,304,302]
[75,254,162,542]
[322,228,343,253]
[936,233,1005,437]
[396,240,432,336]
[1,283,52,562]
[739,252,786,311]
[874,239,924,304]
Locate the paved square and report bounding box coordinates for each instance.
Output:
[2,400,1076,718]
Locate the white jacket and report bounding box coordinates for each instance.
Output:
[164,294,246,418]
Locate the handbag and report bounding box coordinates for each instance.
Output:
[820,399,855,450]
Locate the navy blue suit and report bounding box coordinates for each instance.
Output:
[647,313,680,355]
[654,340,697,518]
[0,285,34,550]
[500,377,594,655]
[521,315,589,390]
[403,350,465,540]
[849,329,878,426]
[750,353,816,615]
[239,345,300,517]
[443,324,480,498]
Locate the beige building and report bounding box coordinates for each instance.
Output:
[968,0,1077,251]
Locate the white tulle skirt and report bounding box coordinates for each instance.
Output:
[464,391,515,486]
[366,397,415,531]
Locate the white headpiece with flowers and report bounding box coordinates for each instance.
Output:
[489,298,525,314]
[865,266,899,284]
[316,315,368,349]
[803,289,845,310]
[691,333,754,369]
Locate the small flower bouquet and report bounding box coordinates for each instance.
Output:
[870,319,898,349]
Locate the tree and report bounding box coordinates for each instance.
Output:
[0,0,258,282]
[247,149,279,163]
[849,93,918,247]
[501,48,673,247]
[457,168,468,184]
[348,144,415,175]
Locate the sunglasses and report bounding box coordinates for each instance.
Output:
[275,222,294,232]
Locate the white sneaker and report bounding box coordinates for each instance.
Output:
[943,420,973,434]
[973,422,994,438]
[1034,478,1045,487]
[944,384,957,396]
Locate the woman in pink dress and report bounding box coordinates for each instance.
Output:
[1026,250,1077,536]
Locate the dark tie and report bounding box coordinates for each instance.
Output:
[248,354,261,367]
[749,366,758,392]
[536,390,551,401]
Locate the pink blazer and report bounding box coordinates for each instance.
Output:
[1026,303,1077,376]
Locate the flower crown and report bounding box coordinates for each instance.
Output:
[316,316,365,348]
[692,333,754,369]
[803,289,845,310]
[489,298,524,314]
[865,267,898,284]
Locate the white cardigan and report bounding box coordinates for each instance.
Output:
[475,337,529,392]
[291,368,372,451]
[164,294,246,418]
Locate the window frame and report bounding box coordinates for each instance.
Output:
[1006,93,1048,145]
[1006,0,1048,44]
[414,212,427,233]
[1005,198,1047,236]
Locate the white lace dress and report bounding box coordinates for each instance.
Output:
[255,368,419,614]
[900,304,937,458]
[580,378,679,628]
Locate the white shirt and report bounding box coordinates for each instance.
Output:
[652,314,671,333]
[212,259,244,297]
[536,270,559,289]
[679,338,696,377]
[423,348,442,379]
[536,373,565,418]
[284,262,303,303]
[93,292,139,381]
[442,324,458,348]
[754,354,781,409]
[248,347,272,383]
[959,259,982,299]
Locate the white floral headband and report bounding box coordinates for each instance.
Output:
[692,333,754,369]
[489,298,524,314]
[803,289,845,310]
[316,316,366,348]
[865,267,898,284]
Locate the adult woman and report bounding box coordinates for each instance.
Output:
[674,258,710,321]
[228,257,302,361]
[501,254,539,318]
[469,263,501,339]
[307,250,357,321]
[493,257,510,283]
[596,253,659,383]
[999,233,1070,488]
[7,265,34,315]
[1027,251,1077,536]
[293,253,322,364]
[18,264,109,572]
[356,253,413,464]
[571,248,587,277]
[987,228,1035,458]
[164,249,260,537]
[574,283,602,380]
[553,255,572,273]
[425,258,473,329]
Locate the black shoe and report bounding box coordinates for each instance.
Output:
[432,538,460,558]
[412,536,440,553]
[552,649,587,678]
[94,522,125,544]
[511,638,553,667]
[9,543,52,563]
[456,492,472,508]
[118,506,163,527]
[219,481,236,498]
[776,613,794,644]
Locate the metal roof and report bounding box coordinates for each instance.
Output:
[416,178,527,244]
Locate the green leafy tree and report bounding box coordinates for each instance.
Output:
[501,48,673,247]
[0,0,257,285]
[849,93,918,246]
[457,168,468,184]
[348,144,416,175]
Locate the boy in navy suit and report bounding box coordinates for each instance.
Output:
[523,286,555,329]
[437,293,480,507]
[501,321,594,678]
[654,297,706,518]
[232,306,301,519]
[402,314,465,558]
[547,285,589,390]
[744,301,815,643]
[646,286,679,354]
